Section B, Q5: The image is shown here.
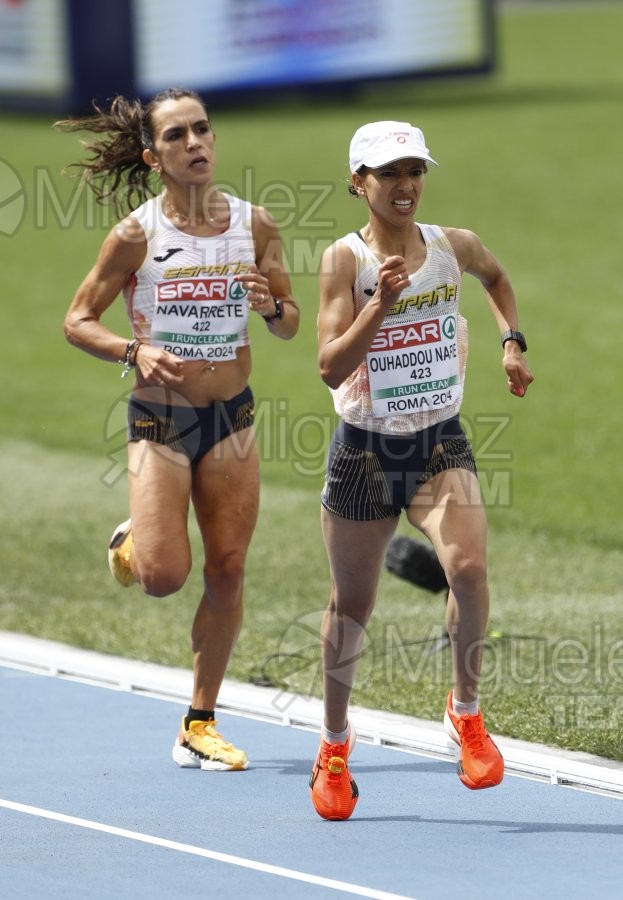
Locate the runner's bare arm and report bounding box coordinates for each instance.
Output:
[444,227,533,397]
[242,205,300,339]
[64,216,147,363]
[64,216,184,382]
[318,243,408,389]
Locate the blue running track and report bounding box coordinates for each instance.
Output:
[1,634,622,900]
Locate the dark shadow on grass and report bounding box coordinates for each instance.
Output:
[353,81,623,111]
[5,82,622,138]
[188,80,623,117]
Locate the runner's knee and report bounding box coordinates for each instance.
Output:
[202,549,246,611]
[137,554,190,598]
[444,549,487,594]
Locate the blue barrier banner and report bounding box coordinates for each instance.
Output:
[133,0,494,98]
[0,0,494,112]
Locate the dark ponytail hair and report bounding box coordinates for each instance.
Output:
[56,88,208,217]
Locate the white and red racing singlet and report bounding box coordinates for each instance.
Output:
[329,224,469,435]
[123,193,255,364]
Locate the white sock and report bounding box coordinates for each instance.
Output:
[452,693,479,717]
[322,722,349,744]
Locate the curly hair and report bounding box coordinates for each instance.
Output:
[56,88,208,217]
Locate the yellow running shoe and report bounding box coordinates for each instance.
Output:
[107,519,136,587]
[444,691,504,790]
[309,726,358,820]
[172,717,248,771]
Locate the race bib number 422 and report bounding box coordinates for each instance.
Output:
[150,276,249,360]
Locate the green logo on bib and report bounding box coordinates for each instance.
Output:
[442,316,456,339]
[229,281,247,300]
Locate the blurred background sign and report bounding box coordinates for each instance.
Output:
[0,0,69,104]
[0,0,495,113]
[133,0,495,97]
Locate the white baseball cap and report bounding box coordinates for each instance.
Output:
[349,121,438,173]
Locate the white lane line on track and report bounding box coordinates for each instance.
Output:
[0,798,417,900]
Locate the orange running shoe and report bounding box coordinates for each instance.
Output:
[309,727,358,820]
[444,691,504,790]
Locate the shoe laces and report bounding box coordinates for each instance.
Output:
[190,719,234,747]
[115,536,132,566]
[457,713,488,754]
[321,741,348,779]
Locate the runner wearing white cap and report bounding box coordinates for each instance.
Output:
[309,120,533,820]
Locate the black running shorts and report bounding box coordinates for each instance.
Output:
[127,386,254,466]
[320,416,477,521]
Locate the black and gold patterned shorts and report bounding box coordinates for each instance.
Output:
[321,416,477,521]
[127,386,254,466]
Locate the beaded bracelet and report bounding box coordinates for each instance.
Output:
[119,339,141,379]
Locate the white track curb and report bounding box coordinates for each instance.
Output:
[1,630,622,799]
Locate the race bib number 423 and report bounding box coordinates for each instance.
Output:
[366,315,460,417]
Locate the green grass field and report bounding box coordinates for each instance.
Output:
[1,3,622,760]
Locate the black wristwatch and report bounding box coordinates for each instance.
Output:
[262,297,283,323]
[501,329,527,352]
